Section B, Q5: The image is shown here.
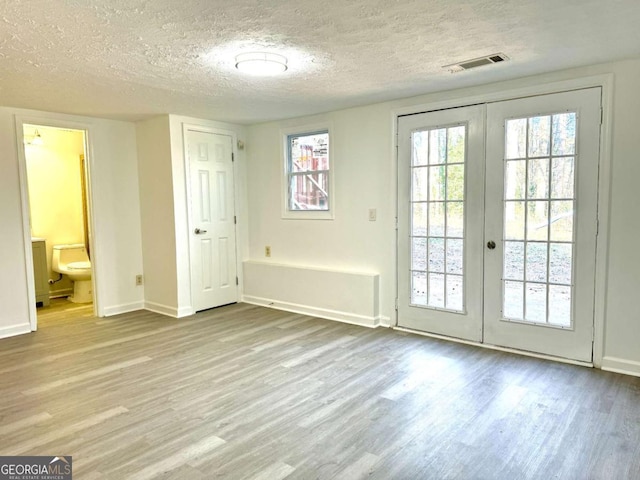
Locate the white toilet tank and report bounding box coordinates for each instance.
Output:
[52,244,90,271]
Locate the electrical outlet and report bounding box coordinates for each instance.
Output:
[369,208,377,221]
[135,274,143,286]
[265,246,271,257]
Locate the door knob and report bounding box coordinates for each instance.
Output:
[487,240,496,250]
[194,228,207,235]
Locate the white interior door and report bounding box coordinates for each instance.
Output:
[397,105,486,341]
[397,88,601,362]
[484,89,601,362]
[186,129,238,312]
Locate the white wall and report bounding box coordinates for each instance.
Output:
[0,111,32,337]
[89,118,145,315]
[136,116,178,313]
[246,58,640,374]
[599,60,640,372]
[0,107,144,336]
[246,105,393,322]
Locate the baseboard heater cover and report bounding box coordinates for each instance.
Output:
[243,261,380,327]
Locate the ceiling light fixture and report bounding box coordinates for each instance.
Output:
[25,129,43,146]
[32,129,43,145]
[235,52,288,76]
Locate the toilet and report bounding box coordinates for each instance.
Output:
[52,244,92,303]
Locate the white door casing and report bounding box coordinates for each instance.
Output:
[186,129,238,312]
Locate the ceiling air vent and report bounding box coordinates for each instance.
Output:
[443,53,509,73]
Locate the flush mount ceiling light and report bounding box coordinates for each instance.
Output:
[235,52,288,76]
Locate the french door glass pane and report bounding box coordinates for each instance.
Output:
[528,116,551,157]
[549,243,572,284]
[502,112,577,327]
[411,238,427,270]
[446,239,463,274]
[505,160,526,199]
[428,238,445,273]
[412,203,427,236]
[552,113,576,155]
[429,167,445,201]
[549,285,571,326]
[551,157,575,198]
[504,241,524,280]
[504,281,524,319]
[446,202,464,237]
[525,243,547,282]
[411,271,426,304]
[410,125,467,312]
[505,201,525,240]
[412,168,428,201]
[412,131,429,166]
[506,118,527,159]
[527,159,549,199]
[446,275,463,310]
[429,129,447,164]
[428,202,445,236]
[429,273,445,307]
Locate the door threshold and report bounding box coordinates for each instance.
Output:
[393,326,594,368]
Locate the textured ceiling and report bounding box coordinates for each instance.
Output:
[1,0,639,124]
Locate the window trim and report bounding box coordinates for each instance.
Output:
[281,123,334,220]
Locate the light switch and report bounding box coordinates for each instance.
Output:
[369,208,377,221]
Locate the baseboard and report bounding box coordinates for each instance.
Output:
[103,301,145,317]
[601,356,640,378]
[379,316,392,328]
[242,295,381,328]
[0,323,32,340]
[394,326,594,368]
[49,288,73,298]
[144,302,193,319]
[144,301,180,318]
[176,306,194,318]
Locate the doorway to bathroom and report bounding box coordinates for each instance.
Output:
[21,124,95,325]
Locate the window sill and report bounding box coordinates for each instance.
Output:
[281,210,334,220]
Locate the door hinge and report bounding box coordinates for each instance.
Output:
[236,277,239,286]
[234,215,237,225]
[232,152,235,162]
[600,107,603,125]
[395,298,398,311]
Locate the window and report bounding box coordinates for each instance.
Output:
[283,128,332,218]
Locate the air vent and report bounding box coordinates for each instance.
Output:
[443,53,509,73]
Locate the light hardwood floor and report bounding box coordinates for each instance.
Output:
[1,302,639,479]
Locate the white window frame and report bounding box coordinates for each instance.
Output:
[281,123,334,220]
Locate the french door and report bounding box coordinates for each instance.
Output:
[397,88,601,362]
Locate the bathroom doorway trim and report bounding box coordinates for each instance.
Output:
[14,115,100,331]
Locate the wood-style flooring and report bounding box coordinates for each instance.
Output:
[1,301,639,479]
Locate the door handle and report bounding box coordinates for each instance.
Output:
[487,240,496,250]
[194,228,207,235]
